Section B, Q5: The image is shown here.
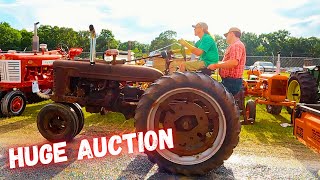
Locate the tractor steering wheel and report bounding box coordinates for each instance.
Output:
[57,43,69,56]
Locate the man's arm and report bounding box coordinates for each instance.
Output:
[179,39,204,56]
[207,59,238,70]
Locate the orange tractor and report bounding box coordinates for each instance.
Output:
[240,54,296,124]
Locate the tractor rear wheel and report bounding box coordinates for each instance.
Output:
[0,91,5,118]
[37,103,79,142]
[266,105,282,115]
[287,72,318,103]
[1,90,27,117]
[134,72,241,176]
[287,72,318,114]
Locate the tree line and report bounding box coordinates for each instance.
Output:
[1,22,320,58]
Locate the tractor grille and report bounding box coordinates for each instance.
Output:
[0,60,21,83]
[270,79,287,96]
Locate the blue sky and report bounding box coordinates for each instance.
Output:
[0,0,319,44]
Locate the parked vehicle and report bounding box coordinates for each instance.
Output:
[249,61,276,72]
[36,25,241,176]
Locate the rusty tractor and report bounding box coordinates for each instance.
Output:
[0,22,82,117]
[36,25,241,175]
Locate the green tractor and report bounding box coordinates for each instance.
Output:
[287,64,319,112]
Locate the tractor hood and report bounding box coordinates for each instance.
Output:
[53,59,164,82]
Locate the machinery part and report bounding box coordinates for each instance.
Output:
[37,103,79,142]
[243,100,256,125]
[266,105,282,115]
[57,43,69,55]
[134,72,240,176]
[62,102,84,135]
[27,89,52,103]
[1,91,27,117]
[287,72,318,104]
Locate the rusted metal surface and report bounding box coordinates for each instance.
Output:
[152,92,219,156]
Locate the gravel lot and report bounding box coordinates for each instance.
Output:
[1,127,320,180]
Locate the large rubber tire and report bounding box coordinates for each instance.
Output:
[1,90,27,117]
[243,100,256,125]
[62,102,84,135]
[134,72,241,176]
[287,72,318,104]
[266,105,282,115]
[37,103,79,142]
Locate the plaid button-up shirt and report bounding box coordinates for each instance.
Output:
[219,40,246,78]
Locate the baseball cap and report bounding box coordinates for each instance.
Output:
[192,22,208,31]
[224,27,241,37]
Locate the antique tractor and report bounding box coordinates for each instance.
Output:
[241,66,296,124]
[36,25,241,175]
[0,22,82,117]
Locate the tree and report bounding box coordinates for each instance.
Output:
[19,29,33,51]
[0,22,22,50]
[96,29,119,52]
[150,30,178,51]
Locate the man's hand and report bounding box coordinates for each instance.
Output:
[208,63,218,70]
[178,39,188,47]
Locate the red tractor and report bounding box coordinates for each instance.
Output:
[0,22,83,117]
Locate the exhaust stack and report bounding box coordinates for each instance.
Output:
[276,51,281,74]
[89,24,96,65]
[32,22,40,53]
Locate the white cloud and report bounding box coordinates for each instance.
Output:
[0,0,318,44]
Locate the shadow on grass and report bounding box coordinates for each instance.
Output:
[0,102,48,136]
[240,104,296,146]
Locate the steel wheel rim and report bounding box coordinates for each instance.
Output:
[45,112,67,135]
[147,88,227,165]
[287,80,301,103]
[10,96,24,113]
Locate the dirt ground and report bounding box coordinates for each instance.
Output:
[1,118,320,180]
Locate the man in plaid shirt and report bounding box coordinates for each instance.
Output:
[208,27,246,95]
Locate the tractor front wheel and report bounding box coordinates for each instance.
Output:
[1,90,27,117]
[135,72,241,176]
[62,102,84,135]
[266,105,282,115]
[37,103,79,142]
[243,99,256,125]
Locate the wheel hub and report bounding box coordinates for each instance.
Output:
[11,97,23,112]
[160,99,217,156]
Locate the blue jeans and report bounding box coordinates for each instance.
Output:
[221,78,243,95]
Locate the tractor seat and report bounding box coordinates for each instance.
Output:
[105,49,119,57]
[197,68,215,76]
[246,80,257,84]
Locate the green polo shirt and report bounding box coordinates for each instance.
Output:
[195,33,219,66]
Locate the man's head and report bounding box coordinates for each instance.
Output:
[192,22,208,37]
[224,27,241,44]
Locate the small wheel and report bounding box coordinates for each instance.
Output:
[243,100,256,125]
[63,103,84,135]
[1,91,27,117]
[266,105,282,115]
[37,103,79,142]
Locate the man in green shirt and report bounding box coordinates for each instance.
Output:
[178,22,219,72]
